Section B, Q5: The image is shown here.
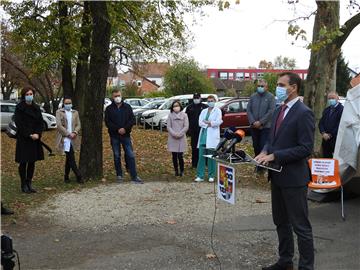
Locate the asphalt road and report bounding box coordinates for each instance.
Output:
[2,188,359,270]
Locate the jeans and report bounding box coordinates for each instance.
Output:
[251,127,270,156]
[110,136,137,179]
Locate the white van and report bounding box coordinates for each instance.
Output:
[140,94,218,128]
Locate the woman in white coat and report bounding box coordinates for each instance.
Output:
[195,95,223,182]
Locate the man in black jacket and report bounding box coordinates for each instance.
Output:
[105,89,143,184]
[319,92,344,158]
[186,93,208,168]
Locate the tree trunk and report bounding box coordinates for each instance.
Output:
[304,1,340,156]
[79,1,111,180]
[74,1,91,119]
[59,1,74,98]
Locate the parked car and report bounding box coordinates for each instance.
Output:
[141,94,218,128]
[218,97,234,101]
[1,102,57,131]
[215,98,250,133]
[124,98,149,109]
[133,99,167,123]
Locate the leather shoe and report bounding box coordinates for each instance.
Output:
[262,263,293,270]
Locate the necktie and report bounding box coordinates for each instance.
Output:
[275,104,287,135]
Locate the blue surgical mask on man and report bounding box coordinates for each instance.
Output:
[25,95,33,103]
[208,101,215,108]
[275,87,288,103]
[64,104,72,111]
[328,99,337,107]
[257,87,265,94]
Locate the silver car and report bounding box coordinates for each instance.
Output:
[1,102,57,130]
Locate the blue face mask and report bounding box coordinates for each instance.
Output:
[25,95,33,103]
[257,87,265,94]
[275,87,288,103]
[64,104,72,111]
[328,99,337,106]
[208,101,215,108]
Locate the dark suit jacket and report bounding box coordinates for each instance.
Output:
[263,99,315,187]
[318,103,343,138]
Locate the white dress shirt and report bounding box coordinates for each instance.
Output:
[283,96,300,119]
[63,110,73,152]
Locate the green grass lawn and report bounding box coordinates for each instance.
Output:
[1,125,266,218]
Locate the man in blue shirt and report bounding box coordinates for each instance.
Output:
[105,89,143,184]
[319,92,344,158]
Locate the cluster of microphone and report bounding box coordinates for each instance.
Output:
[213,128,246,158]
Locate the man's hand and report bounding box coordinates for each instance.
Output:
[69,132,77,139]
[30,134,39,140]
[255,152,274,165]
[253,121,262,129]
[118,128,126,135]
[322,133,331,141]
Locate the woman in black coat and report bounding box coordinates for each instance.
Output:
[14,88,44,193]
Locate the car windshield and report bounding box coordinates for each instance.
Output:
[142,100,163,109]
[159,99,174,110]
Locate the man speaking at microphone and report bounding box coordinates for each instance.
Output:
[255,72,315,270]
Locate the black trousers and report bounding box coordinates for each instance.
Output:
[271,183,314,270]
[190,134,199,168]
[19,162,35,181]
[172,152,184,173]
[322,138,336,158]
[65,145,80,178]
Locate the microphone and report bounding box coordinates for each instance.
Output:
[222,129,246,154]
[214,128,235,153]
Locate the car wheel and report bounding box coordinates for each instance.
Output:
[43,121,48,131]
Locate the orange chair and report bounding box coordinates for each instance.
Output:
[308,158,344,220]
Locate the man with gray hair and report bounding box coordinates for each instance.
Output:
[247,79,275,172]
[319,91,344,158]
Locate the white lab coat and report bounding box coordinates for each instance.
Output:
[197,107,223,149]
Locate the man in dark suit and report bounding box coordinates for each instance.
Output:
[255,72,315,270]
[319,92,344,158]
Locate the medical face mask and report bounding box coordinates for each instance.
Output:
[275,87,288,103]
[64,104,72,111]
[114,97,122,103]
[25,95,33,103]
[328,99,337,106]
[208,101,215,108]
[257,87,265,94]
[193,99,201,104]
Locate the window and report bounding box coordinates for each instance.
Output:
[303,73,308,79]
[210,72,216,78]
[244,73,250,79]
[228,73,234,80]
[227,102,241,113]
[240,101,248,112]
[251,73,257,80]
[130,100,139,106]
[1,105,9,112]
[257,73,264,78]
[236,72,244,80]
[219,72,228,80]
[8,105,16,113]
[136,80,142,87]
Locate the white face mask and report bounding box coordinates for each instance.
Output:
[193,99,201,104]
[114,96,122,104]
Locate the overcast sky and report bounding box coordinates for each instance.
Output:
[185,0,360,71]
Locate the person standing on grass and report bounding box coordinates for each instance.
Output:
[167,100,189,177]
[247,79,275,173]
[105,89,143,184]
[195,95,223,183]
[186,93,208,168]
[55,96,83,184]
[14,87,44,193]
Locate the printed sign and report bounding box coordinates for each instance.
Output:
[311,159,335,176]
[217,163,235,205]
